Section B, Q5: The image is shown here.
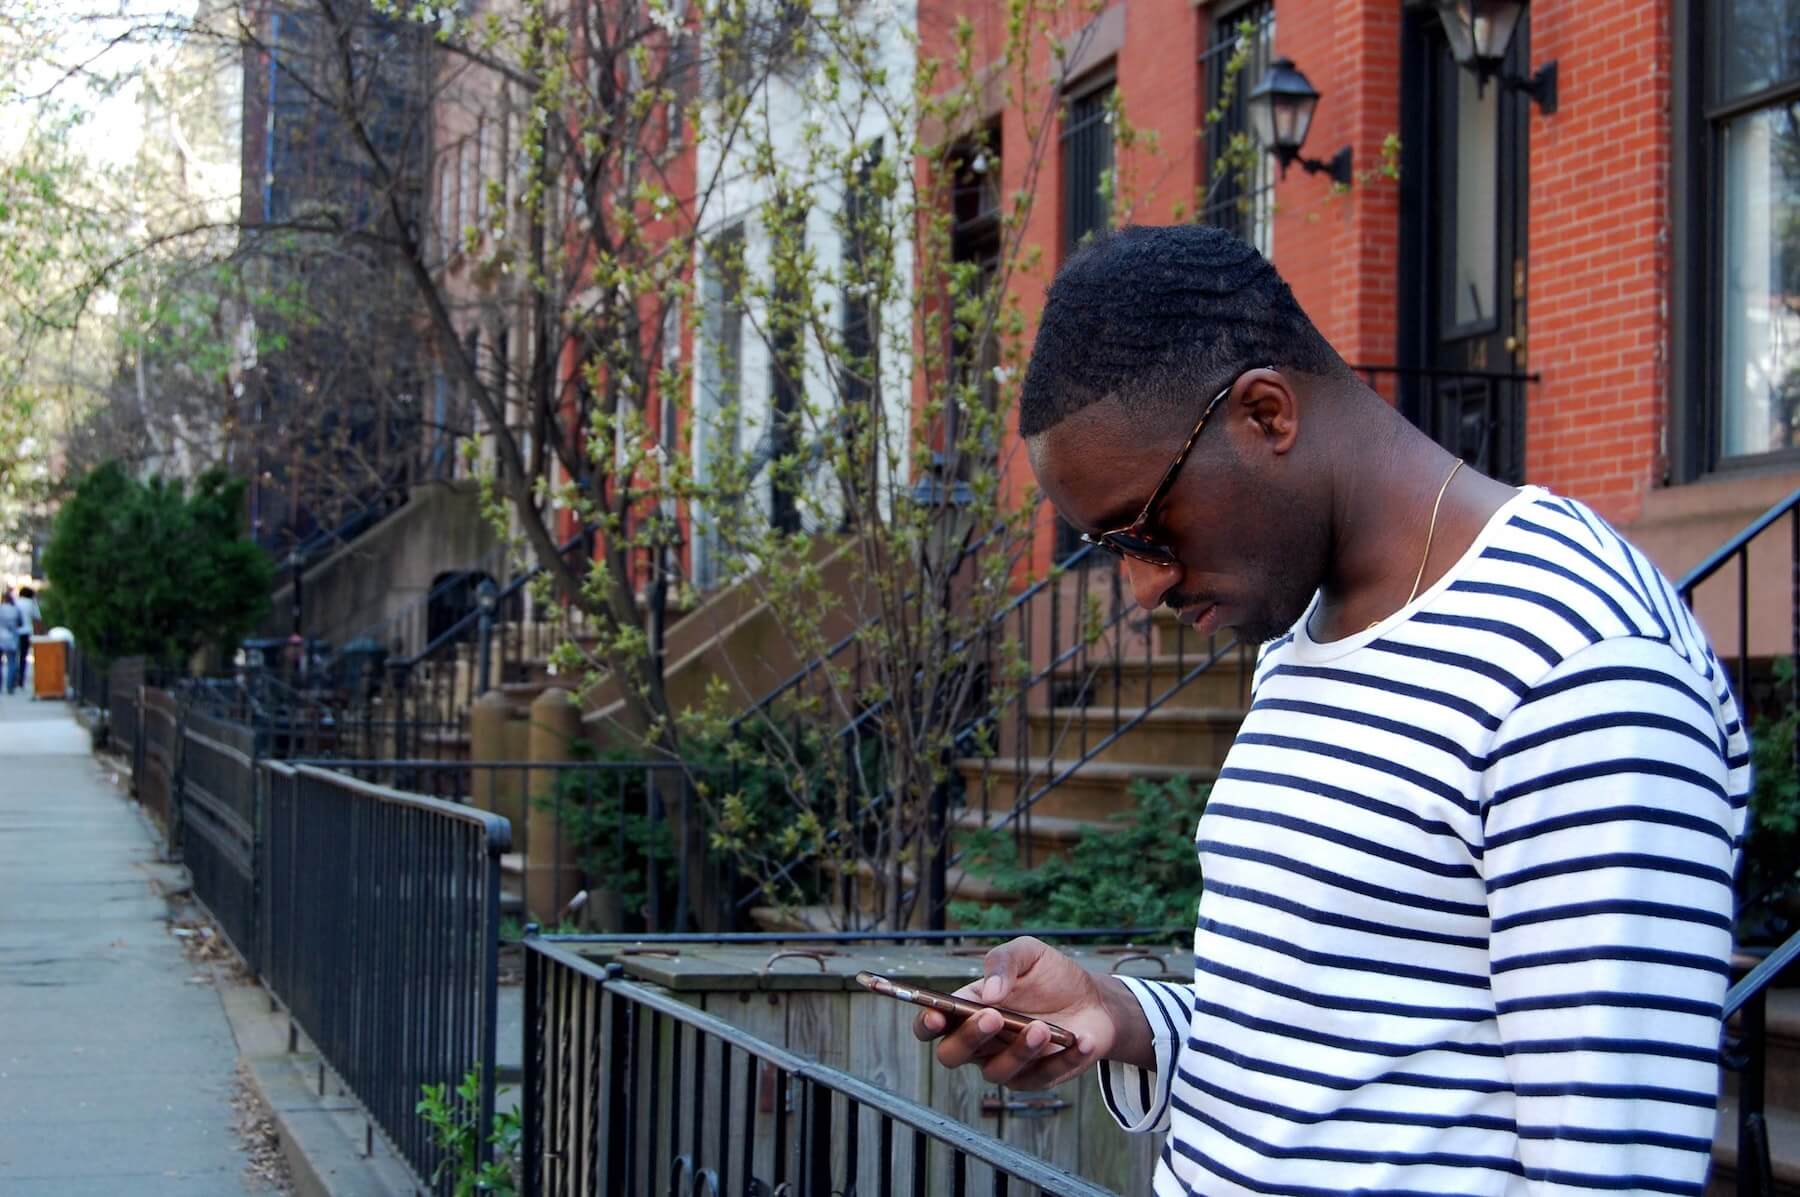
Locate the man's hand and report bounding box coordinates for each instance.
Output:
[909,936,1156,1090]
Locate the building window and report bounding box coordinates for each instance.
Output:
[695,226,745,588]
[1681,0,1800,471]
[842,143,884,410]
[1198,1,1275,255]
[1062,77,1115,257]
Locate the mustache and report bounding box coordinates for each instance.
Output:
[1162,592,1211,612]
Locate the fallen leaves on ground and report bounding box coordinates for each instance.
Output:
[232,1063,293,1194]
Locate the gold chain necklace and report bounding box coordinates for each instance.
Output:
[1310,457,1464,641]
[1369,457,1464,631]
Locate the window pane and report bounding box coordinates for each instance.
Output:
[1719,0,1800,102]
[1061,85,1114,256]
[1721,103,1800,457]
[1451,65,1498,329]
[1199,1,1275,255]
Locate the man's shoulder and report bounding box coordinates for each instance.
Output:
[1472,490,1731,709]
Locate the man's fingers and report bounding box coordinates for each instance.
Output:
[977,1019,1068,1085]
[911,981,988,1043]
[1005,1035,1100,1091]
[931,1008,1006,1070]
[910,1008,947,1042]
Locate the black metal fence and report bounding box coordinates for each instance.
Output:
[71,644,108,710]
[522,936,1117,1197]
[262,763,510,1192]
[298,758,714,933]
[107,657,144,764]
[139,687,182,852]
[182,708,261,964]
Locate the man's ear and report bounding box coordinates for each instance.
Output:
[1239,369,1299,456]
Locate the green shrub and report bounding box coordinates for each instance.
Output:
[1742,657,1800,942]
[951,775,1209,943]
[540,742,678,922]
[41,462,270,666]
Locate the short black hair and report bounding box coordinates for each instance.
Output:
[1019,224,1348,438]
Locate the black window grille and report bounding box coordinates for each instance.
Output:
[1198,1,1276,253]
[1061,81,1115,257]
[1057,84,1115,562]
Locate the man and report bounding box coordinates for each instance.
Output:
[915,225,1747,1196]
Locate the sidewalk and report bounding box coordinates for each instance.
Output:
[0,695,259,1195]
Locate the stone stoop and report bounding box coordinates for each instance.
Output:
[946,607,1251,921]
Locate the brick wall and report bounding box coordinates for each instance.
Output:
[927,0,1676,548]
[1525,0,1669,523]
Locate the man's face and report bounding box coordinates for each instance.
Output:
[1027,390,1324,645]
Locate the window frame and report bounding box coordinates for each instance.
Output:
[1197,0,1275,254]
[1673,0,1800,480]
[1060,69,1117,260]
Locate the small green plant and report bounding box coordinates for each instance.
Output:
[1742,657,1800,942]
[951,776,1209,943]
[498,916,523,943]
[416,1071,520,1197]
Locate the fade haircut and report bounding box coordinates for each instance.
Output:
[1019,224,1348,438]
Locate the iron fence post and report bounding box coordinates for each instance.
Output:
[522,925,541,1197]
[1741,989,1771,1197]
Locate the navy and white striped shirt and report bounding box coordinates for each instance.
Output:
[1098,487,1750,1196]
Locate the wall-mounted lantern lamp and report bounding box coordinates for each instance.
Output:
[1432,0,1558,113]
[1246,58,1354,187]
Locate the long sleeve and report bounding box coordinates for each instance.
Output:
[1096,976,1191,1134]
[1482,637,1748,1195]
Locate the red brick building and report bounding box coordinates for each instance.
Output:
[927,0,1800,648]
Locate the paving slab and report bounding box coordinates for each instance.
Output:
[0,696,262,1194]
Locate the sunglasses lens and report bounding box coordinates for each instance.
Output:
[1107,531,1176,567]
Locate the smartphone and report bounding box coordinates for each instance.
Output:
[854,971,1077,1048]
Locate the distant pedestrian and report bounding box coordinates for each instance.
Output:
[14,587,39,691]
[0,592,21,695]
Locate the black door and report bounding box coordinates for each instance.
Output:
[1400,9,1533,483]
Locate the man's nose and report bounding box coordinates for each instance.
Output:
[1122,556,1182,612]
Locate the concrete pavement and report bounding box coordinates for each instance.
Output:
[0,694,262,1195]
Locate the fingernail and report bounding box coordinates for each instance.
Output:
[982,975,1001,1001]
[1026,1026,1045,1049]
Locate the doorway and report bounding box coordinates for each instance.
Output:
[1399,7,1534,483]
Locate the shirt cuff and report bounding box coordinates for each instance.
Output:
[1095,977,1189,1135]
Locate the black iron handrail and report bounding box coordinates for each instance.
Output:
[1722,930,1800,1197]
[1681,488,1800,595]
[521,937,1118,1197]
[403,525,592,669]
[729,518,1013,732]
[1677,480,1795,726]
[1726,931,1800,1022]
[733,537,1249,927]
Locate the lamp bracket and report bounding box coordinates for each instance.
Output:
[1475,56,1558,114]
[1277,144,1355,188]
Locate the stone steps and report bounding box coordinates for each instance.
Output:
[956,756,1213,821]
[1028,705,1243,767]
[1052,653,1251,710]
